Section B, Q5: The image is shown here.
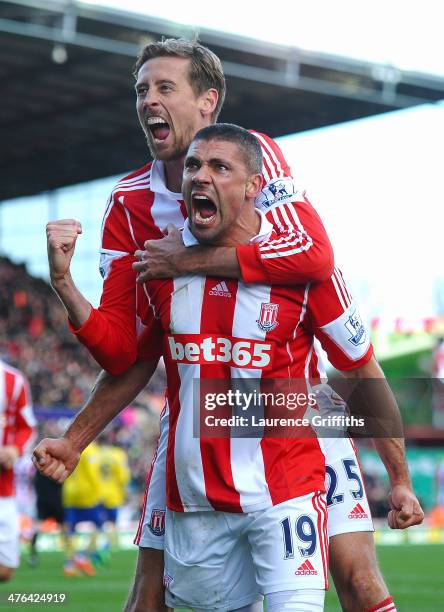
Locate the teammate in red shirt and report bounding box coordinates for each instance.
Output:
[35,40,422,612]
[0,360,36,582]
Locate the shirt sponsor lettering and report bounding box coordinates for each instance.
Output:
[167,334,273,369]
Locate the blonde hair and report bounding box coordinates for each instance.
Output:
[134,38,226,121]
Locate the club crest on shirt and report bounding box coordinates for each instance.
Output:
[148,509,165,536]
[255,177,298,210]
[345,310,366,346]
[257,302,279,332]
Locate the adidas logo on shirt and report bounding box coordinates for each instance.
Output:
[348,503,368,519]
[209,281,231,298]
[295,560,318,575]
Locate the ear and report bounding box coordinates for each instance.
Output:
[198,89,219,118]
[245,173,263,200]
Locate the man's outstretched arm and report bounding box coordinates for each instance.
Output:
[47,218,140,375]
[343,357,424,529]
[134,192,334,286]
[33,359,158,483]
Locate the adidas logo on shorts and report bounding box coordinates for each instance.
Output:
[295,560,318,575]
[348,503,368,519]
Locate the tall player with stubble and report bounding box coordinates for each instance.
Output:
[34,40,423,611]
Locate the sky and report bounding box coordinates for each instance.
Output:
[81,0,444,77]
[278,101,444,324]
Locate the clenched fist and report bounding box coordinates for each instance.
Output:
[388,483,424,529]
[46,219,82,281]
[32,438,81,484]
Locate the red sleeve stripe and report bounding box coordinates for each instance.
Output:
[113,181,150,195]
[334,267,352,303]
[269,205,285,230]
[251,131,286,179]
[277,202,296,231]
[331,270,352,310]
[249,132,273,182]
[261,205,306,244]
[261,239,313,259]
[312,492,329,590]
[285,201,305,231]
[267,201,306,234]
[261,157,273,183]
[259,232,308,253]
[117,169,151,187]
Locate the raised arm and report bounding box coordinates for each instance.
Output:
[47,183,144,375]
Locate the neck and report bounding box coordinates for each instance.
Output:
[215,205,261,247]
[163,156,186,193]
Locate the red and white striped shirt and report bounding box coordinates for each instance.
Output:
[71,132,333,375]
[137,216,373,513]
[0,361,35,497]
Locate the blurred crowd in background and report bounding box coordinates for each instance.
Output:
[0,255,166,523]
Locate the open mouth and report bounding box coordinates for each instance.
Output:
[192,194,218,227]
[146,116,171,142]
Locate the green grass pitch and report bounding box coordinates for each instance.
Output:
[0,545,442,611]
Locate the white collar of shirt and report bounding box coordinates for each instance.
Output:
[182,208,273,248]
[150,159,183,199]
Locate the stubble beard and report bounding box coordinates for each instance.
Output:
[144,132,189,162]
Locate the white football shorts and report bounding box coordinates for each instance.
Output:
[0,497,20,569]
[321,436,374,537]
[164,492,328,610]
[136,404,373,549]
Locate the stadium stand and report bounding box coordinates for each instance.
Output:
[0,255,99,406]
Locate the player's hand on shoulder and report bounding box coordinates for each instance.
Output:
[388,483,424,529]
[133,224,185,283]
[32,437,81,484]
[46,219,82,280]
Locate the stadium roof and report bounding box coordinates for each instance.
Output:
[2,0,444,201]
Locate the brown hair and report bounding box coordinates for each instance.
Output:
[133,38,226,121]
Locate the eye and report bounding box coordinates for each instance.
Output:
[185,159,199,170]
[216,163,229,171]
[159,84,172,93]
[136,87,147,97]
